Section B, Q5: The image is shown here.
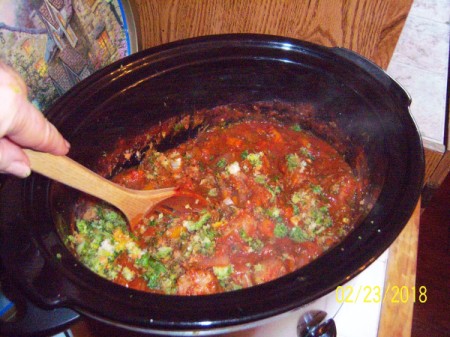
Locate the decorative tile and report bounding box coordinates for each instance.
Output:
[387,0,449,148]
[388,61,447,145]
[411,0,450,24]
[392,14,449,74]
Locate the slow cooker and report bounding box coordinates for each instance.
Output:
[0,34,424,336]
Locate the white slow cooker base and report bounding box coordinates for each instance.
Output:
[225,248,389,337]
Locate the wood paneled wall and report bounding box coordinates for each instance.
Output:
[130,0,413,69]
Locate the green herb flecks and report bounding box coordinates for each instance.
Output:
[311,184,324,195]
[245,152,264,169]
[274,223,289,238]
[307,206,333,235]
[239,229,264,251]
[286,153,301,171]
[137,254,168,290]
[216,158,227,168]
[156,246,173,259]
[186,226,217,256]
[69,208,129,280]
[289,226,309,242]
[173,122,186,132]
[213,265,233,281]
[300,147,315,160]
[254,175,282,201]
[182,212,212,232]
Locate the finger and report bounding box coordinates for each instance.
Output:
[0,84,70,155]
[0,138,31,178]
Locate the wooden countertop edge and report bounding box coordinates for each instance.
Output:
[378,200,420,337]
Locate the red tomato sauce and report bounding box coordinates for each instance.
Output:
[70,106,364,295]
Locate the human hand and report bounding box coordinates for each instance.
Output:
[0,61,70,178]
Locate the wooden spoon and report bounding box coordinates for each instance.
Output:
[24,149,178,227]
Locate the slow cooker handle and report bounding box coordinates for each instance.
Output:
[0,274,79,336]
[330,47,412,109]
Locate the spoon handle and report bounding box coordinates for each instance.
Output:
[24,149,129,206]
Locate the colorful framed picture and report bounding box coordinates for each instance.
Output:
[0,0,138,112]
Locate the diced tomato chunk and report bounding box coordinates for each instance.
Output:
[177,270,221,295]
[253,258,287,285]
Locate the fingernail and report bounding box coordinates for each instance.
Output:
[8,161,31,178]
[64,139,71,150]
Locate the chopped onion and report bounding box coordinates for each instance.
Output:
[223,197,234,206]
[99,239,114,255]
[227,162,240,175]
[170,157,182,170]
